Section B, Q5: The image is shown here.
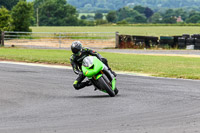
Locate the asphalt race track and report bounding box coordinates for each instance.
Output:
[0,62,200,133]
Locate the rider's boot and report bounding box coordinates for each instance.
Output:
[73,80,92,90]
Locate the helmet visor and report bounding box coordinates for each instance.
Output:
[74,49,82,56]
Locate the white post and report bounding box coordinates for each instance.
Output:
[115,31,119,48]
[59,33,61,48]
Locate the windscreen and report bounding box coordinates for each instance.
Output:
[82,56,94,67]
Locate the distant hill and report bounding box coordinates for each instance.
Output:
[28,0,200,12]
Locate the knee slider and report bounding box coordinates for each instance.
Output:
[73,84,80,90]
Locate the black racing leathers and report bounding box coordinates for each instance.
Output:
[70,47,102,75]
[70,47,105,90]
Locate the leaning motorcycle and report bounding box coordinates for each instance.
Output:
[82,56,118,97]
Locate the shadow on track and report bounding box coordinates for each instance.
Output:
[73,94,121,99]
[73,95,110,99]
[72,94,121,99]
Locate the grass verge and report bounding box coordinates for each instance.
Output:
[0,47,200,80]
[31,26,200,37]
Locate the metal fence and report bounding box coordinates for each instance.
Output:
[2,31,117,49]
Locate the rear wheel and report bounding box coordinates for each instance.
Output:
[97,77,115,97]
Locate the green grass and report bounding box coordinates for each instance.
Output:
[31,26,200,37]
[102,53,200,79]
[0,48,71,65]
[1,47,200,80]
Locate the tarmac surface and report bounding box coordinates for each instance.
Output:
[0,62,200,133]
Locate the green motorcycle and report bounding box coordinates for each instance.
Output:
[82,56,118,97]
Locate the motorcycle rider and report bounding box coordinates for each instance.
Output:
[70,41,116,90]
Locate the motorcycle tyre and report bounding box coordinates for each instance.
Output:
[98,77,115,97]
[114,88,119,95]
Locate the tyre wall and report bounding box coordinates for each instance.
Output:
[118,34,200,49]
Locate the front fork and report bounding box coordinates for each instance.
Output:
[91,64,116,93]
[111,78,116,91]
[95,71,116,92]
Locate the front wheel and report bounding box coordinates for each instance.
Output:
[114,88,119,95]
[97,77,115,97]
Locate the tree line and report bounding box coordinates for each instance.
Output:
[0,0,33,32]
[0,0,94,32]
[67,0,200,13]
[1,0,200,32]
[104,6,200,24]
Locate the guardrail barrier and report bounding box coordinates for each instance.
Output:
[3,31,116,48]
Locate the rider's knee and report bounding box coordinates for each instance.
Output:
[101,58,108,65]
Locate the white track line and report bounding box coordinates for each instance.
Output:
[0,61,199,81]
[0,61,71,69]
[0,61,150,77]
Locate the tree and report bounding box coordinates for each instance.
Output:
[106,11,117,23]
[33,0,46,9]
[0,0,19,10]
[186,14,200,23]
[144,7,154,18]
[150,12,162,23]
[80,15,87,20]
[162,17,177,24]
[125,11,147,23]
[117,7,147,23]
[133,14,147,23]
[188,10,199,18]
[11,0,34,31]
[37,0,78,26]
[162,9,177,23]
[174,8,187,21]
[0,7,13,31]
[133,6,154,20]
[117,7,134,21]
[58,0,200,12]
[133,5,145,14]
[163,9,175,18]
[94,12,103,20]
